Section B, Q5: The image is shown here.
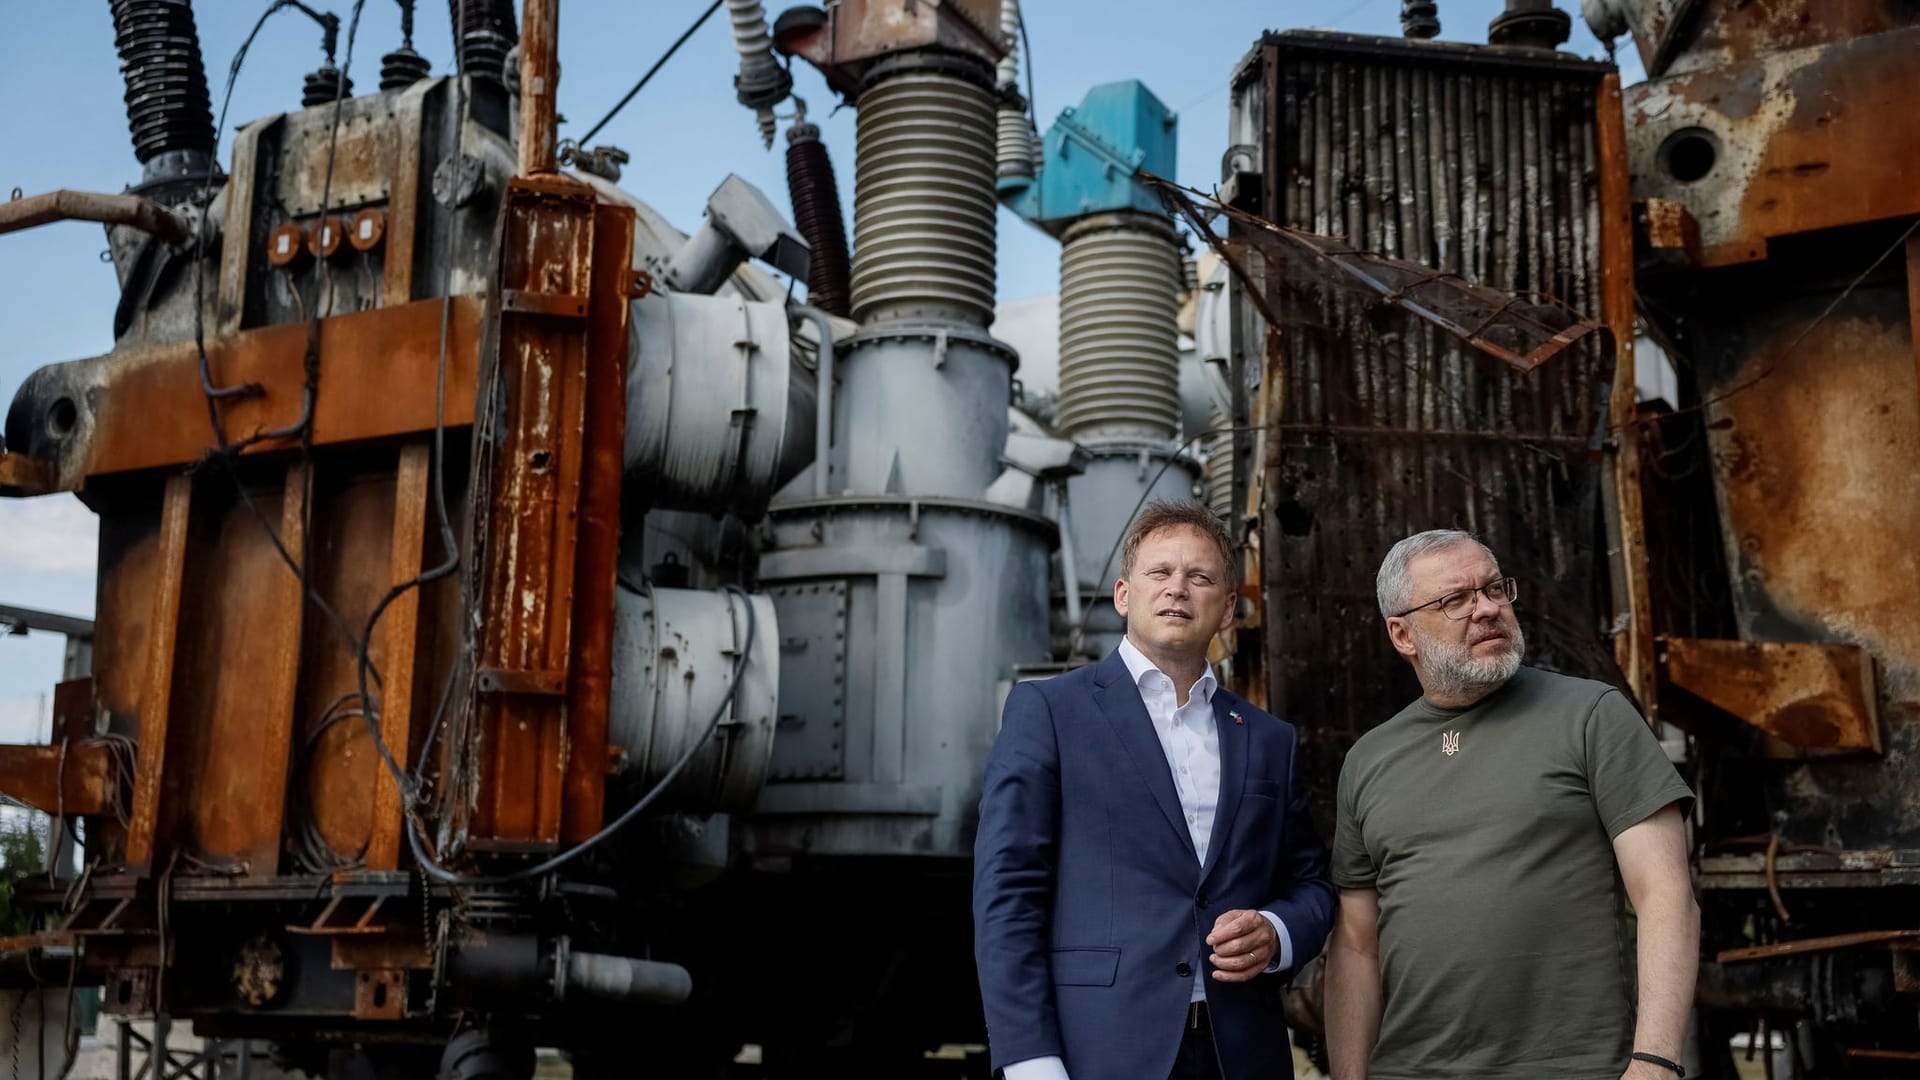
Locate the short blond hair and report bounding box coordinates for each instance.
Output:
[1119,500,1237,589]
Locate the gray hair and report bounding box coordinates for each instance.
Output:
[1376,529,1496,618]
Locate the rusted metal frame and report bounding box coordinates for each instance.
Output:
[239,460,314,876]
[1908,233,1920,424]
[1595,72,1657,720]
[1718,928,1920,965]
[126,474,193,874]
[363,444,432,871]
[215,119,270,334]
[1278,423,1592,446]
[52,297,482,487]
[518,0,561,175]
[560,200,634,842]
[1661,637,1881,752]
[381,90,428,307]
[1147,173,1607,372]
[0,743,113,816]
[469,175,597,849]
[0,453,54,494]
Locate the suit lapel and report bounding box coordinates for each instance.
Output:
[1200,689,1248,885]
[1092,652,1198,861]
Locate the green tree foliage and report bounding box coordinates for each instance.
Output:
[0,819,47,937]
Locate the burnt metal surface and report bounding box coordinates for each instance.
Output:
[1242,32,1631,830]
[1670,253,1920,849]
[1627,26,1920,267]
[3,297,483,489]
[772,0,1005,95]
[1664,637,1881,752]
[455,173,629,853]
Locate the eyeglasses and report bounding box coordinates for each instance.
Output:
[1392,577,1518,621]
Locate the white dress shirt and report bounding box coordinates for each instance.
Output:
[1002,638,1293,1080]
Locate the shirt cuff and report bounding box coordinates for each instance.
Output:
[1003,1055,1071,1080]
[1258,910,1294,973]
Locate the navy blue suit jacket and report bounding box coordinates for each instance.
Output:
[973,649,1335,1080]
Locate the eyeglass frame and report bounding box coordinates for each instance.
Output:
[1391,576,1519,621]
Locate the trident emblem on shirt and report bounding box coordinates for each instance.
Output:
[1441,730,1461,756]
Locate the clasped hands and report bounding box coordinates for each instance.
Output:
[1205,909,1276,983]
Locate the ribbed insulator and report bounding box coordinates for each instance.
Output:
[448,0,515,81]
[1056,212,1182,441]
[302,64,354,108]
[851,70,997,327]
[458,28,512,83]
[1205,404,1234,522]
[108,0,216,165]
[380,46,432,91]
[787,124,853,318]
[1401,0,1442,38]
[996,105,1035,182]
[996,0,1022,90]
[727,0,791,147]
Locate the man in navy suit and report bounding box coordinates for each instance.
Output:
[975,500,1335,1080]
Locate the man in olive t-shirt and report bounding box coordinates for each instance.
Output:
[1323,530,1698,1080]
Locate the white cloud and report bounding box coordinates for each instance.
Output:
[0,495,98,578]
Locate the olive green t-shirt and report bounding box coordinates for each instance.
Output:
[1332,666,1693,1080]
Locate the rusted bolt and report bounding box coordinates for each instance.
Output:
[628,269,654,299]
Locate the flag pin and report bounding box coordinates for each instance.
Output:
[1230,710,1244,725]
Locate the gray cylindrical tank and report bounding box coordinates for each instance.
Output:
[608,585,780,815]
[827,323,1015,499]
[623,291,815,518]
[850,63,998,327]
[744,497,1055,858]
[1056,211,1183,442]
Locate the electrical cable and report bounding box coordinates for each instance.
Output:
[188,0,370,666]
[577,0,726,146]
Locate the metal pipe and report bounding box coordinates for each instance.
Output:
[795,304,837,497]
[564,952,693,1005]
[1055,485,1084,645]
[0,190,189,244]
[516,0,559,174]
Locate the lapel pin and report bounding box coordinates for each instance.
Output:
[1230,709,1244,725]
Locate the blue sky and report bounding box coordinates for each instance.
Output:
[0,1,1638,733]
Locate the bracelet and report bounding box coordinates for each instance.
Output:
[1631,1051,1685,1077]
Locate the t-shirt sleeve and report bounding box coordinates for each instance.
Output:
[1583,689,1694,840]
[1331,755,1378,889]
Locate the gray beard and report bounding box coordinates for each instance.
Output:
[1414,621,1526,698]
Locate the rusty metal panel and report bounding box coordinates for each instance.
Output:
[0,743,112,816]
[278,102,400,217]
[1250,33,1627,828]
[1598,72,1658,717]
[465,174,598,851]
[559,201,635,843]
[1641,0,1914,76]
[1628,27,1920,267]
[300,466,415,866]
[1664,637,1881,751]
[4,297,481,490]
[126,473,191,874]
[364,443,432,870]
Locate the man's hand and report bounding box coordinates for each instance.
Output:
[1205,909,1277,982]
